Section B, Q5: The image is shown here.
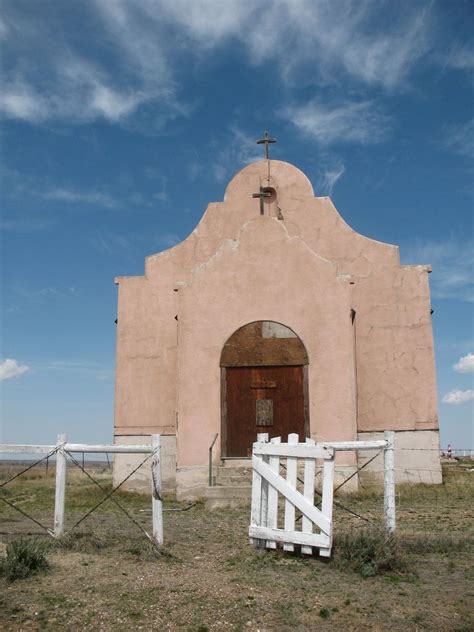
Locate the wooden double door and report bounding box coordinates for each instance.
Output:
[224,365,307,457]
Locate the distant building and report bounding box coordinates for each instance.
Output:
[113,156,442,499]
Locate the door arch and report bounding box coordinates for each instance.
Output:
[220,321,309,457]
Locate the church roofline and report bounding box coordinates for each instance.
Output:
[224,159,314,201]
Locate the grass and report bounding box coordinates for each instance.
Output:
[0,461,473,630]
[55,531,111,553]
[334,528,406,577]
[0,538,49,582]
[403,533,472,555]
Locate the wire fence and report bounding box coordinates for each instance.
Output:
[0,439,163,546]
[1,439,472,550]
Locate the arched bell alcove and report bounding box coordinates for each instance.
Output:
[220,321,309,457]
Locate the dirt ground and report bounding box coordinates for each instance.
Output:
[0,461,473,631]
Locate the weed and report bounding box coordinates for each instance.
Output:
[403,535,471,555]
[0,538,49,582]
[319,608,331,619]
[56,531,110,552]
[334,528,406,577]
[125,539,175,562]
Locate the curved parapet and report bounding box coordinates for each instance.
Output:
[224,159,315,201]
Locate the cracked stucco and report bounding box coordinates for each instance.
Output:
[113,159,438,472]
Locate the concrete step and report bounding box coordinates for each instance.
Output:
[220,458,252,468]
[215,467,252,482]
[215,475,252,485]
[205,484,251,510]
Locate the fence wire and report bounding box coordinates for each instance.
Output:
[0,448,60,534]
[0,447,160,542]
[279,459,378,526]
[64,449,157,541]
[1,447,59,488]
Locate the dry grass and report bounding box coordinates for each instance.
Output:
[0,462,473,630]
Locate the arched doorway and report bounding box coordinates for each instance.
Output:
[220,321,309,457]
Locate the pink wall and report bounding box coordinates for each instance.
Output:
[114,159,438,467]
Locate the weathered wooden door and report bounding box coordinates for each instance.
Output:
[225,366,306,457]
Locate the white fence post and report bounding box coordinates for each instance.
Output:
[53,433,67,538]
[319,451,335,557]
[383,430,396,533]
[151,434,163,546]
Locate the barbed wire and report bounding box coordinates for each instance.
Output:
[279,461,377,526]
[0,495,52,534]
[0,447,59,488]
[64,449,157,538]
[333,449,384,494]
[0,448,62,535]
[64,449,157,542]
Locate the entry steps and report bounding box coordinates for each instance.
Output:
[205,460,252,509]
[204,458,325,509]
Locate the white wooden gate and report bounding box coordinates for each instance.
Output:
[249,433,335,557]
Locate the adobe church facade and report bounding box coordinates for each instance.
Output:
[113,156,442,498]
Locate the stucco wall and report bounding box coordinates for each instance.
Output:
[176,217,357,473]
[113,159,439,489]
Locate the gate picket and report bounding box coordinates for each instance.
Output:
[266,437,280,549]
[283,433,298,552]
[301,437,316,555]
[249,433,335,557]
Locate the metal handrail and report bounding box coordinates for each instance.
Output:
[208,433,219,487]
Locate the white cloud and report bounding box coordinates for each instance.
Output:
[442,119,474,158]
[0,16,8,39]
[445,45,474,71]
[402,237,474,302]
[211,126,263,183]
[157,0,431,89]
[0,10,173,126]
[40,188,119,209]
[282,99,390,145]
[0,80,48,122]
[13,286,77,304]
[0,64,153,126]
[454,353,474,373]
[0,358,30,381]
[0,1,433,127]
[90,230,136,255]
[317,161,346,195]
[442,389,474,405]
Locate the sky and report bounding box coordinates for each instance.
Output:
[1,0,473,451]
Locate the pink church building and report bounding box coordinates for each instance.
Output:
[113,154,442,500]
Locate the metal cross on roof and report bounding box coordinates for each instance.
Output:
[256,131,277,159]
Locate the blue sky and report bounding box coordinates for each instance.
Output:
[1,0,473,450]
